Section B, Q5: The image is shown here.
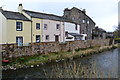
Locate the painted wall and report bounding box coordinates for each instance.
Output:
[31,18,42,43]
[7,20,31,44]
[42,19,65,42]
[65,22,80,41]
[0,12,7,44]
[65,22,80,34]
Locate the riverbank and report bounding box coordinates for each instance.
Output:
[2,44,119,70]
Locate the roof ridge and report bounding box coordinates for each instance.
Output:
[3,10,19,13]
[23,9,62,18]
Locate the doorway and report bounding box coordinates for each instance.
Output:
[55,35,59,42]
[16,37,23,46]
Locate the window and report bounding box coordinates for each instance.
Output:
[16,22,22,31]
[56,24,60,30]
[46,35,49,40]
[16,36,23,46]
[72,17,75,20]
[87,21,90,24]
[36,23,40,29]
[44,24,47,30]
[82,20,85,23]
[36,35,40,43]
[75,24,78,30]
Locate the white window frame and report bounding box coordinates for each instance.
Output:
[16,22,22,31]
[36,23,40,30]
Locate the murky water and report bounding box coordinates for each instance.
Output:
[2,48,120,79]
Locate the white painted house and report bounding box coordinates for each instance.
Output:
[64,22,82,41]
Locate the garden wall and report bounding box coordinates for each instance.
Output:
[1,39,113,58]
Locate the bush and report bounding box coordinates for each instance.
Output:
[115,38,120,43]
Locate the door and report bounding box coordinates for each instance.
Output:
[55,35,59,42]
[16,37,23,46]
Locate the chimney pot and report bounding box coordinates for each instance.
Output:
[19,4,22,6]
[18,3,23,13]
[82,9,86,14]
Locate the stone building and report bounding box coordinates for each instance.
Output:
[92,26,106,39]
[63,7,96,40]
[106,32,114,38]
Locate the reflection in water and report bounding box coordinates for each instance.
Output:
[2,48,119,79]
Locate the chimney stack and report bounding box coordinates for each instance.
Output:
[18,3,23,13]
[0,7,3,12]
[82,9,86,14]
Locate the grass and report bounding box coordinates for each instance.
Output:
[2,44,119,70]
[42,60,117,78]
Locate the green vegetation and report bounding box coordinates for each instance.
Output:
[2,44,119,70]
[114,38,120,43]
[43,61,115,78]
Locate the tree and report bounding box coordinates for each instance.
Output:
[113,25,120,38]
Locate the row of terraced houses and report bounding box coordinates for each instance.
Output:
[0,4,96,46]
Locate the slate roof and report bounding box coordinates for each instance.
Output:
[23,10,65,21]
[2,10,31,21]
[68,33,83,37]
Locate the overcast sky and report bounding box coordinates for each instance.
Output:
[0,0,119,32]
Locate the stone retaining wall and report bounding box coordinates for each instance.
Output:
[1,39,113,58]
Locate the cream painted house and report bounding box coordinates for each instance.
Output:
[18,4,42,43]
[18,4,65,42]
[0,8,31,45]
[42,19,64,42]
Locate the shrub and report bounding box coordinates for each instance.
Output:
[115,38,120,43]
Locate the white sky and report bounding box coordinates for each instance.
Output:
[0,0,119,32]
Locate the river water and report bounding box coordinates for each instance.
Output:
[2,48,120,79]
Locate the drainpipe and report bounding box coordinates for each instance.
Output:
[31,20,33,43]
[41,19,43,42]
[62,22,65,42]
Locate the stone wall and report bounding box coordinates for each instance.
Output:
[1,39,113,58]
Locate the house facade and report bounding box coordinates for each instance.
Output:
[63,7,96,40]
[18,4,65,43]
[42,19,64,42]
[0,8,31,45]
